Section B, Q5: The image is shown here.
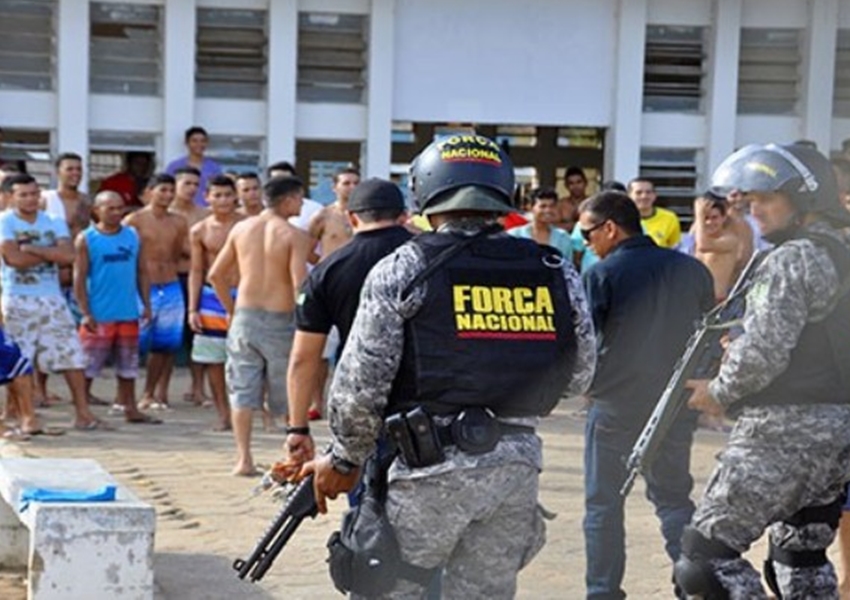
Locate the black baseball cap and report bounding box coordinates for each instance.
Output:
[347,178,405,213]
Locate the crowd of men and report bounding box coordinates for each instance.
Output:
[2,128,850,598]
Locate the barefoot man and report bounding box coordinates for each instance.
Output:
[124,174,188,410]
[692,196,747,303]
[209,176,310,476]
[170,166,210,406]
[187,175,244,431]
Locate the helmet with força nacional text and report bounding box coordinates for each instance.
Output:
[409,134,517,216]
[709,142,850,228]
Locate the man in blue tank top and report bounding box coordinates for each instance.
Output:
[74,191,159,424]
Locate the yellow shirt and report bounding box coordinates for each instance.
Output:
[641,207,681,248]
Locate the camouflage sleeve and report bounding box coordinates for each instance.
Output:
[328,243,426,466]
[709,241,839,407]
[561,261,596,396]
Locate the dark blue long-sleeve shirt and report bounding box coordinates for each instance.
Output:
[582,235,714,423]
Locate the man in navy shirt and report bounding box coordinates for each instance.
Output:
[577,190,714,600]
[284,178,412,462]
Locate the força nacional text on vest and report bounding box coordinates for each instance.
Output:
[452,284,556,339]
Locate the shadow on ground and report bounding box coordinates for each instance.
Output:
[154,552,276,600]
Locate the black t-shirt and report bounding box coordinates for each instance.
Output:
[296,225,413,352]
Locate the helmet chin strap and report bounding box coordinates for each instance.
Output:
[763,210,804,245]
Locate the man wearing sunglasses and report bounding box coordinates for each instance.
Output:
[578,190,714,600]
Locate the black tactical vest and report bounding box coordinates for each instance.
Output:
[741,233,850,409]
[387,232,578,417]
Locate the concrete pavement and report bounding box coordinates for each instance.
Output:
[0,369,784,599]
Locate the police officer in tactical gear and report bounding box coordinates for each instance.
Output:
[300,134,596,598]
[679,142,850,599]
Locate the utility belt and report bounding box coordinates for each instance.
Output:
[385,406,535,469]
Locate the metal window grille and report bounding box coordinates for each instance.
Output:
[0,129,52,186]
[206,136,264,174]
[297,12,367,103]
[639,148,699,223]
[834,30,850,118]
[737,28,801,115]
[0,0,54,91]
[90,2,162,96]
[642,25,706,113]
[196,8,267,100]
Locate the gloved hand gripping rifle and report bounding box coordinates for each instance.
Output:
[233,473,318,582]
[620,250,767,497]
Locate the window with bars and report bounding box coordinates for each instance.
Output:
[737,28,801,115]
[297,12,367,103]
[642,25,706,112]
[834,30,850,118]
[0,129,52,187]
[0,0,54,91]
[196,8,267,100]
[206,136,264,174]
[639,148,699,222]
[90,2,162,96]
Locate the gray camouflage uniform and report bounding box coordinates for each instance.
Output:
[692,221,850,599]
[328,220,596,599]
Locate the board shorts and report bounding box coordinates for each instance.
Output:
[0,327,33,385]
[79,320,140,379]
[226,308,294,416]
[140,281,185,354]
[191,285,235,365]
[2,295,86,372]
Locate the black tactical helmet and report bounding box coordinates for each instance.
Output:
[409,134,516,215]
[710,142,850,227]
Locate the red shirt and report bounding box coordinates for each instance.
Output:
[99,172,142,208]
[501,212,529,230]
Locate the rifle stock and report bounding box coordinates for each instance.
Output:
[233,473,319,582]
[619,250,767,497]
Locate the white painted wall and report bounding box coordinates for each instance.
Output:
[392,0,616,126]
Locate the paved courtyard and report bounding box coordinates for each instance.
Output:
[0,369,796,599]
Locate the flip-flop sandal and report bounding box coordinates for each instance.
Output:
[87,396,110,407]
[1,428,31,442]
[23,427,65,437]
[125,414,163,425]
[74,419,115,431]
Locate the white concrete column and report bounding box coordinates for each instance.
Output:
[162,0,197,165]
[362,0,394,178]
[705,0,742,175]
[801,0,839,150]
[55,0,89,180]
[608,0,647,183]
[267,0,298,166]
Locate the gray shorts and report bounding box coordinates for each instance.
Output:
[225,308,294,416]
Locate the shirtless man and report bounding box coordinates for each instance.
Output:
[555,166,588,232]
[235,172,263,217]
[307,167,359,261]
[39,152,91,406]
[305,167,359,419]
[169,166,210,406]
[209,176,310,476]
[124,174,189,409]
[692,196,747,303]
[188,176,244,431]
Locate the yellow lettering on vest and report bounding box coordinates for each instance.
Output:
[535,315,556,332]
[521,315,536,330]
[491,287,513,313]
[453,285,472,312]
[507,315,522,331]
[471,286,493,312]
[484,314,499,329]
[513,288,533,314]
[535,288,554,314]
[471,313,487,330]
[456,313,472,330]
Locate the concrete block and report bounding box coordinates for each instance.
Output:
[0,458,156,600]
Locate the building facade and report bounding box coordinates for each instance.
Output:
[1,0,849,208]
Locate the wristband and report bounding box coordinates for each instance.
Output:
[285,425,310,435]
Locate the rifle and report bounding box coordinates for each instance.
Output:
[233,474,318,582]
[619,250,767,497]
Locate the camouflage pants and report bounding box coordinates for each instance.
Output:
[691,404,850,599]
[369,463,544,600]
